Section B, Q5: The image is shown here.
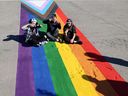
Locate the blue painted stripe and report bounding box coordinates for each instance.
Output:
[40,0,53,14]
[27,12,56,96]
[21,0,53,15]
[32,46,56,96]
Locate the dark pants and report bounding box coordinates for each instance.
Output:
[64,35,79,43]
[29,32,46,44]
[30,35,40,44]
[46,30,59,41]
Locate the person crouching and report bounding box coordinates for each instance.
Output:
[63,19,82,44]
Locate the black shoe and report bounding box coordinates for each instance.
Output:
[59,38,63,43]
[44,35,49,41]
[74,41,82,44]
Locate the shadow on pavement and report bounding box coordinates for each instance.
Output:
[37,89,57,96]
[3,34,36,47]
[82,75,128,96]
[85,52,128,67]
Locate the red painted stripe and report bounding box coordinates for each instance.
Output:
[56,7,67,23]
[56,7,128,96]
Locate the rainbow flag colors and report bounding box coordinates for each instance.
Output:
[21,0,54,15]
[15,0,128,96]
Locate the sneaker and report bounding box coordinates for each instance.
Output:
[58,38,63,43]
[77,41,83,44]
[37,43,41,46]
[44,41,48,44]
[44,35,49,41]
[74,41,83,44]
[37,42,42,46]
[56,38,59,42]
[39,41,48,45]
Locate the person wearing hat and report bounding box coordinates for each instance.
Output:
[22,18,42,44]
[63,19,82,44]
[43,14,61,42]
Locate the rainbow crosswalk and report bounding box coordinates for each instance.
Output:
[15,0,128,96]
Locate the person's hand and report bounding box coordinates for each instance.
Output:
[39,24,42,27]
[21,24,30,30]
[53,17,57,22]
[70,39,74,43]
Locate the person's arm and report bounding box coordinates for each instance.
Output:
[63,25,68,36]
[36,23,42,28]
[57,22,61,29]
[21,24,30,30]
[43,19,49,24]
[70,26,76,43]
[65,29,69,36]
[70,33,76,43]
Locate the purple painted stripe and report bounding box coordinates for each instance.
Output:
[15,7,35,96]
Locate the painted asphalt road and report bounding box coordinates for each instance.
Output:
[0,0,128,96]
[56,0,128,81]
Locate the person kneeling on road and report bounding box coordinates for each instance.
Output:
[22,18,41,43]
[43,14,61,42]
[22,18,48,46]
[63,19,82,44]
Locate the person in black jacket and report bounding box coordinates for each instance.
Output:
[22,18,49,46]
[22,18,42,43]
[43,14,61,41]
[63,19,82,44]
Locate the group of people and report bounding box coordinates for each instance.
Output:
[22,14,82,46]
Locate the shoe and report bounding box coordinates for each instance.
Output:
[37,42,41,46]
[44,35,49,41]
[37,44,41,46]
[56,38,59,42]
[42,41,48,45]
[59,38,63,43]
[38,41,48,46]
[44,41,48,44]
[74,41,83,44]
[77,41,83,44]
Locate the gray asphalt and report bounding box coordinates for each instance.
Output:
[0,0,128,96]
[0,1,20,96]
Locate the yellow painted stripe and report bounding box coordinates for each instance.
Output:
[56,12,117,96]
[55,42,99,96]
[55,13,99,96]
[69,44,118,96]
[56,8,127,96]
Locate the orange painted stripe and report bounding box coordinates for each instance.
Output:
[69,44,118,96]
[56,12,118,96]
[56,13,99,96]
[56,7,128,96]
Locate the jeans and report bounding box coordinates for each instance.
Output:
[46,30,59,41]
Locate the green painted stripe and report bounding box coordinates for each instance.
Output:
[44,42,77,96]
[36,19,77,95]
